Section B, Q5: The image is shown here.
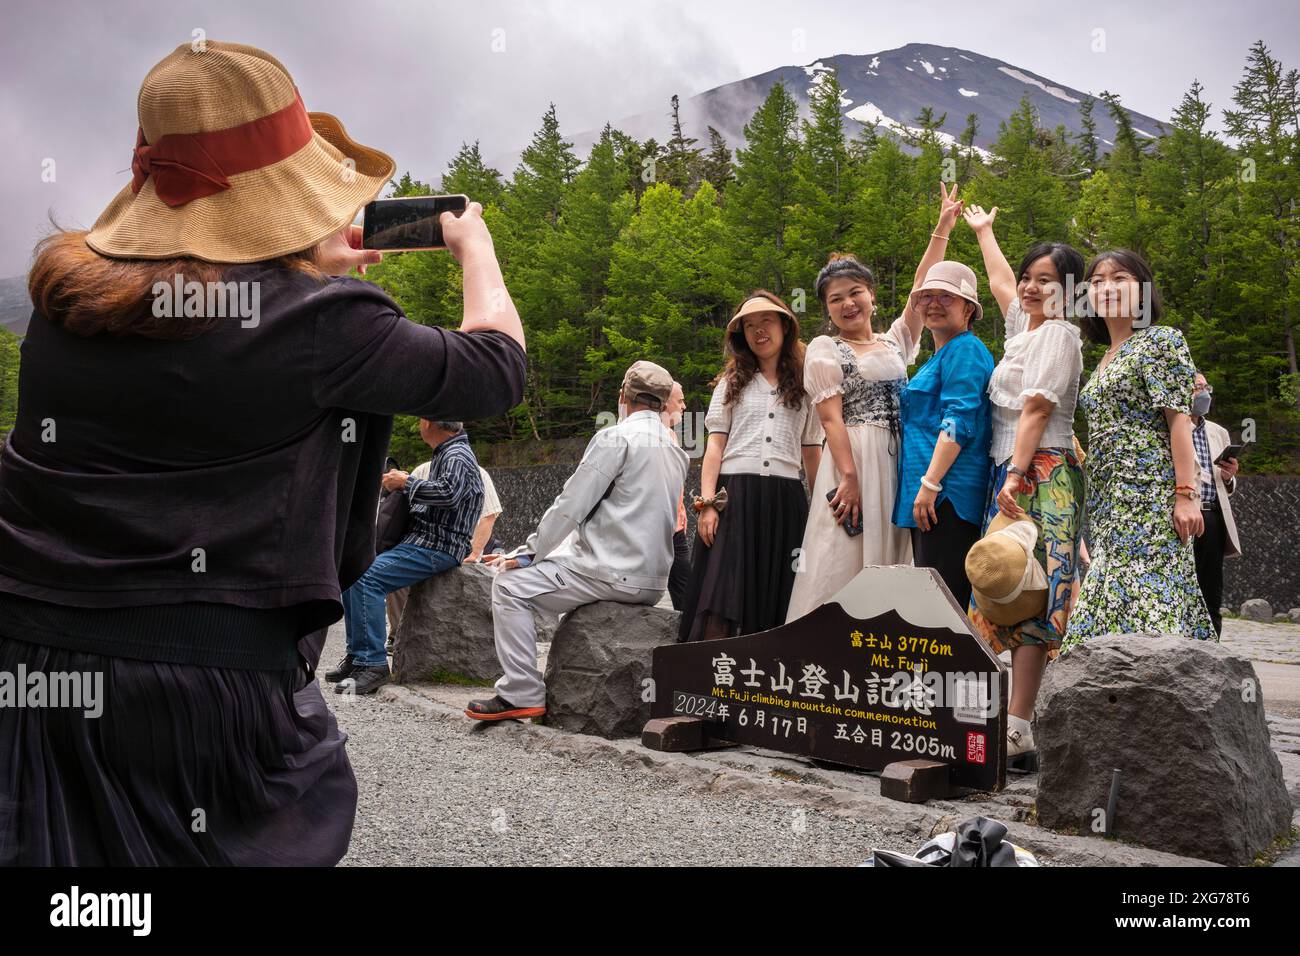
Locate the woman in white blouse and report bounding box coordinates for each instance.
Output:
[678,291,823,642]
[784,183,963,623]
[963,204,1086,759]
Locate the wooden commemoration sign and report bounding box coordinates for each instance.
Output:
[647,566,1007,791]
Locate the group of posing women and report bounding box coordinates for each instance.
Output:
[676,183,1217,757]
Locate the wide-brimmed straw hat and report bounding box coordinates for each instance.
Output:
[726,294,795,334]
[86,41,396,263]
[909,261,983,323]
[965,512,1047,626]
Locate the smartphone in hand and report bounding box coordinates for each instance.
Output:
[826,489,863,537]
[361,194,468,251]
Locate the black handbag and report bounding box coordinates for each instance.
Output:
[375,458,409,553]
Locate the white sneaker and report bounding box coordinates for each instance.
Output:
[1007,715,1035,758]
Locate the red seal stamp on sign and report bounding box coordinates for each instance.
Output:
[966,731,986,764]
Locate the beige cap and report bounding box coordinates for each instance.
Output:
[621,361,674,409]
[965,512,1047,626]
[910,261,983,323]
[726,294,795,334]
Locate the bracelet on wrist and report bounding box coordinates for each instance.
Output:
[920,475,943,493]
[930,232,949,241]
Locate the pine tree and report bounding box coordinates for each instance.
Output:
[699,126,734,197]
[1077,95,1100,172]
[1221,41,1300,456]
[440,140,505,206]
[724,81,801,294]
[504,103,579,235]
[660,95,703,194]
[789,68,860,313]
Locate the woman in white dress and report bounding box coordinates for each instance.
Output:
[785,183,964,622]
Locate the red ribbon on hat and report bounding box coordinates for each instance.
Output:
[130,90,313,207]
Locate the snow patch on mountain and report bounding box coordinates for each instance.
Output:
[846,101,994,161]
[997,66,1080,103]
[806,62,852,106]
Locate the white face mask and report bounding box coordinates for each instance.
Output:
[1192,391,1212,417]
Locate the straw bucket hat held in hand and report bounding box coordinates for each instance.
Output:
[964,512,1047,626]
[910,261,984,323]
[86,41,396,263]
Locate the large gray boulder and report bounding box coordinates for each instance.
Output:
[1240,599,1273,622]
[544,600,680,738]
[1035,635,1292,865]
[393,563,554,683]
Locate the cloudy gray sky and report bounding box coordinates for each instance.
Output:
[2,0,1296,277]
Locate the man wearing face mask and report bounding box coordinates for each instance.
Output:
[1191,371,1241,635]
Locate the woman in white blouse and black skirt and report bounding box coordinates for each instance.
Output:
[678,291,823,642]
[964,204,1086,759]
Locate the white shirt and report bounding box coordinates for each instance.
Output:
[988,298,1083,465]
[413,462,501,522]
[704,374,824,479]
[513,410,689,591]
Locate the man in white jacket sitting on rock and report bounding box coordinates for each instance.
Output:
[468,361,689,721]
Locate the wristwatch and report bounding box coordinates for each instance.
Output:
[1007,464,1029,480]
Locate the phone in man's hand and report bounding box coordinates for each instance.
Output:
[361,194,468,251]
[1214,443,1247,464]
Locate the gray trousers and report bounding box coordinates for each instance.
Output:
[492,559,660,708]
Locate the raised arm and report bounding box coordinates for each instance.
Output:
[902,181,964,343]
[963,204,1017,318]
[442,203,525,350]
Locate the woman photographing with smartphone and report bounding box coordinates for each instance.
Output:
[784,183,962,623]
[963,204,1086,758]
[0,41,526,865]
[1063,250,1215,647]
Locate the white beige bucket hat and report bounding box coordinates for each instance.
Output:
[86,41,395,263]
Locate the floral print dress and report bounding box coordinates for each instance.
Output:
[1063,325,1215,648]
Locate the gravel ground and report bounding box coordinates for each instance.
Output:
[320,623,894,866]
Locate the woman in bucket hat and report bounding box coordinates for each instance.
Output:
[0,41,526,864]
[678,290,823,641]
[785,183,963,623]
[893,258,995,611]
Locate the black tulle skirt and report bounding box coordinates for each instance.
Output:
[0,630,355,866]
[677,472,809,642]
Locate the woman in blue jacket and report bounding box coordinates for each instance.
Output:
[894,261,994,609]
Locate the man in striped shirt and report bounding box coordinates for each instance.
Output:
[329,419,484,694]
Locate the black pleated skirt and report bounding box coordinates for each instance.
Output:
[677,472,809,642]
[0,630,355,866]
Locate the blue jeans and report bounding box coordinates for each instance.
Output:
[342,543,459,667]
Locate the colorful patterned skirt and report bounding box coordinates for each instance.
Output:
[967,448,1085,655]
[1063,463,1216,648]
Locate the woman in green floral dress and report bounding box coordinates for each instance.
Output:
[1064,250,1215,648]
